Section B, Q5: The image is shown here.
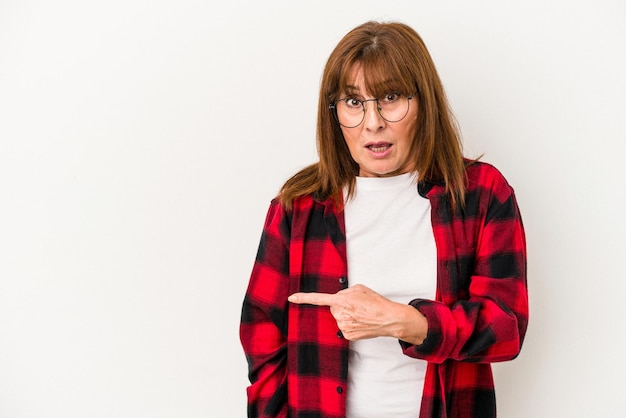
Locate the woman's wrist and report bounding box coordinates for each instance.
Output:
[392,303,429,345]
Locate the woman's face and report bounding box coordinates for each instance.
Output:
[338,66,418,178]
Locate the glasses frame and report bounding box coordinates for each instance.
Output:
[329,93,416,128]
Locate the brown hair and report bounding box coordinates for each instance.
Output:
[279,21,466,209]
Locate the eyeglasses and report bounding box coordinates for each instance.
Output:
[329,93,415,128]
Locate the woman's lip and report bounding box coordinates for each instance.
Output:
[365,142,393,157]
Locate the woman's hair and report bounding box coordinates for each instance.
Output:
[279,20,466,209]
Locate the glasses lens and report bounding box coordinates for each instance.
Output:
[335,99,364,128]
[334,94,411,128]
[378,94,410,123]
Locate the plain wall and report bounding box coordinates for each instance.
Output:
[1,0,625,416]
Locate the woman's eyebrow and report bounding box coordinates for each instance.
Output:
[343,84,360,93]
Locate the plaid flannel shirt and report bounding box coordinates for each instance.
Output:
[240,161,528,418]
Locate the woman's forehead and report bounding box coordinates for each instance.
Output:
[339,63,408,95]
[342,65,366,91]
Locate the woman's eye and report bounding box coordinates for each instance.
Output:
[381,93,400,103]
[345,98,362,108]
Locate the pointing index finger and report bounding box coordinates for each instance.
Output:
[288,292,336,306]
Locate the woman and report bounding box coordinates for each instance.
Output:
[240,20,528,418]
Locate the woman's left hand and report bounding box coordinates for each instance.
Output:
[288,284,428,343]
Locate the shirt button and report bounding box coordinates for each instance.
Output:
[336,386,343,394]
[337,330,343,338]
[338,277,347,284]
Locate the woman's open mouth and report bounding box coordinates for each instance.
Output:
[366,142,393,156]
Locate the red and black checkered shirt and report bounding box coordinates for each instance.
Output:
[240,161,528,418]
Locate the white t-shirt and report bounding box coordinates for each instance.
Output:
[343,173,437,418]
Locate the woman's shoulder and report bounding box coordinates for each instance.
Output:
[466,159,512,187]
[271,192,331,215]
[465,159,517,204]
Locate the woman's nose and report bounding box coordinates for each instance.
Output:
[362,100,385,130]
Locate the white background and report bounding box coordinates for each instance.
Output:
[1,1,625,417]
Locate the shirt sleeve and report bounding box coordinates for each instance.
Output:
[402,170,528,364]
[240,199,291,417]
